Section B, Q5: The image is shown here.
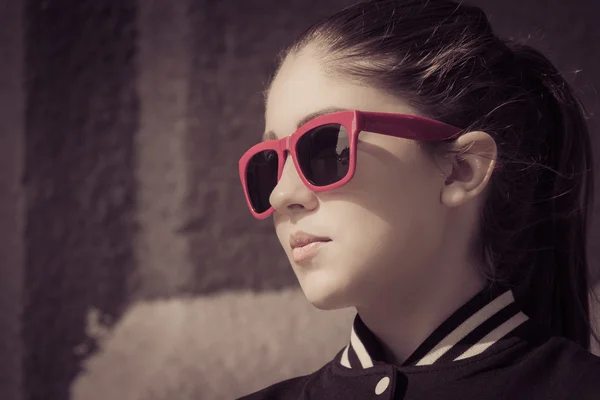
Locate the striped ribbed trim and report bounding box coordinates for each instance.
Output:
[339,287,529,369]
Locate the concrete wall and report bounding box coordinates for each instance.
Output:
[0,0,598,399]
[22,1,138,399]
[0,1,25,399]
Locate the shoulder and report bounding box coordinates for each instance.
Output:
[569,362,600,400]
[565,344,600,400]
[540,337,600,399]
[547,337,600,367]
[567,352,600,399]
[499,329,600,399]
[533,336,600,372]
[237,374,311,400]
[237,352,339,400]
[236,347,346,400]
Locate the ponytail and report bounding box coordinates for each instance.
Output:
[499,42,595,349]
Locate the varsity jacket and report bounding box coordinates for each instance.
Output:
[239,286,600,399]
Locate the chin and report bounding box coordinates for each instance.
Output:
[307,296,349,311]
[299,274,353,311]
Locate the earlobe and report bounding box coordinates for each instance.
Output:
[441,185,467,206]
[440,131,497,208]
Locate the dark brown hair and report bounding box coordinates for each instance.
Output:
[272,0,596,348]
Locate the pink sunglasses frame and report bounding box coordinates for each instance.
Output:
[239,109,468,219]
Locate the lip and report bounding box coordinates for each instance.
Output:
[289,231,331,249]
[289,231,332,264]
[291,241,329,263]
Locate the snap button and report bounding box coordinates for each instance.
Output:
[375,376,390,395]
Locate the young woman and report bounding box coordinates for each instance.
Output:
[237,0,600,398]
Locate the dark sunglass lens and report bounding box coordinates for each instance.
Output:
[246,150,278,213]
[296,124,350,186]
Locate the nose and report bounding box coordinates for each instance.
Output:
[269,153,319,217]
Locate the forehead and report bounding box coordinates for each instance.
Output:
[264,48,417,139]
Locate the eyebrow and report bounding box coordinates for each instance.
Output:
[261,106,348,142]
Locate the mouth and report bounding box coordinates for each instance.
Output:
[289,231,332,264]
[291,240,330,263]
[289,231,331,249]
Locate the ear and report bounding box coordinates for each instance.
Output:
[439,131,498,207]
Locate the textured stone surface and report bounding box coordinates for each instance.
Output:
[132,0,195,299]
[23,1,138,399]
[0,1,25,399]
[70,289,355,400]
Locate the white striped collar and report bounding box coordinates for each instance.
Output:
[339,286,530,369]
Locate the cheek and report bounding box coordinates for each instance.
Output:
[331,153,445,272]
[331,204,444,302]
[273,216,288,250]
[343,149,439,220]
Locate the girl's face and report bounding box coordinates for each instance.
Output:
[264,48,451,310]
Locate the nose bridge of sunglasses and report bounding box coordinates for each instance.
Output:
[276,135,303,180]
[279,149,306,186]
[274,135,292,158]
[280,135,292,164]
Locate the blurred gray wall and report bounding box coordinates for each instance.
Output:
[0,1,24,399]
[0,0,599,399]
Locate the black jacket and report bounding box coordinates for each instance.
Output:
[239,286,600,399]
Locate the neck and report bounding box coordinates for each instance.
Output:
[355,257,487,366]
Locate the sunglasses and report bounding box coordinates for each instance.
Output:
[239,109,466,219]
